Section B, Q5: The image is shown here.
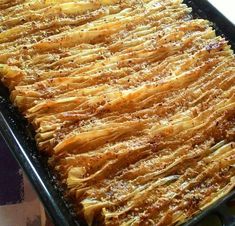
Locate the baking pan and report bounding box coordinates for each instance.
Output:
[0,86,81,226]
[0,0,234,226]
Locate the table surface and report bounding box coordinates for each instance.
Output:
[0,137,43,226]
[208,0,235,23]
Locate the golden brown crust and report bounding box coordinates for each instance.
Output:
[0,0,235,225]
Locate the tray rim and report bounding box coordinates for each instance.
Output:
[0,110,80,226]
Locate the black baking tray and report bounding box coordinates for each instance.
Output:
[0,1,234,226]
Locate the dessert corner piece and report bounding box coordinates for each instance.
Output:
[0,0,235,225]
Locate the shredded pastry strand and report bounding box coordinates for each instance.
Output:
[0,0,235,225]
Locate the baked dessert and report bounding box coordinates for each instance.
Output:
[0,0,234,225]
